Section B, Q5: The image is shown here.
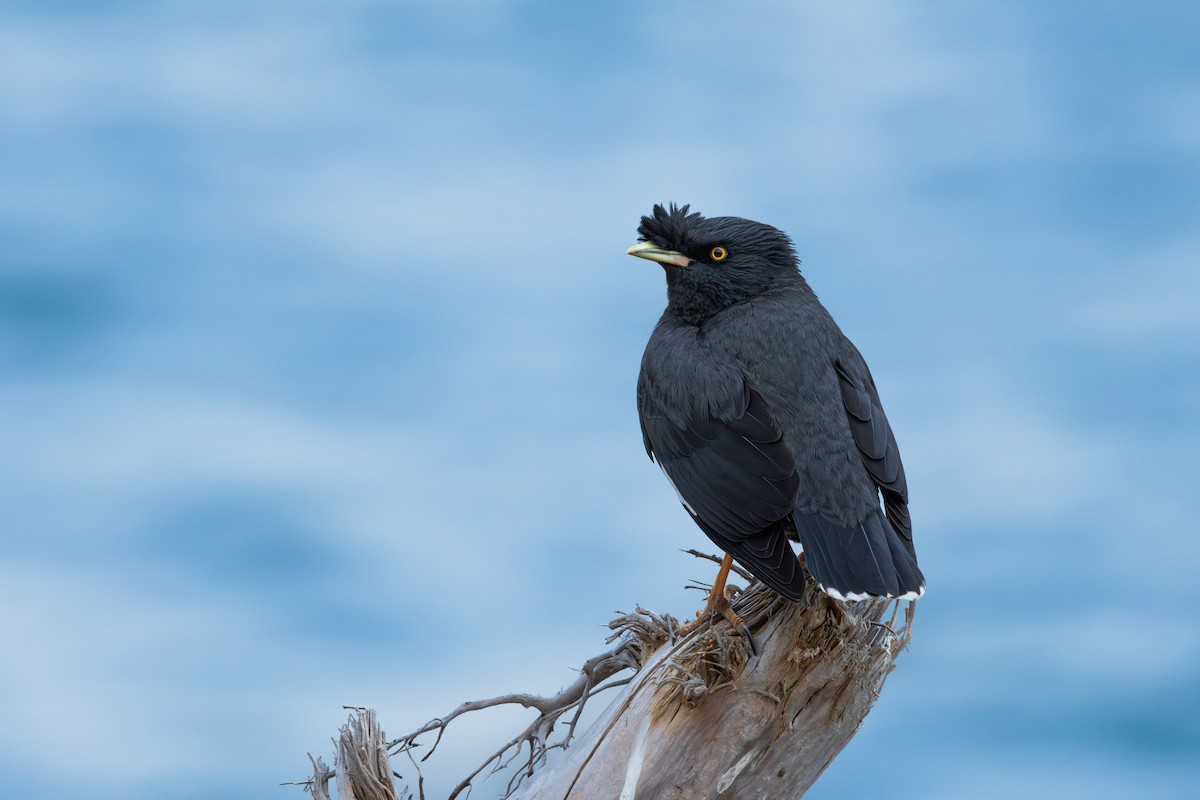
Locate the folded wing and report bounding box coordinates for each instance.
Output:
[639,380,807,600]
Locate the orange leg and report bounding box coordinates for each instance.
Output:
[708,552,735,604]
[682,554,751,647]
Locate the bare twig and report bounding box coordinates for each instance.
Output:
[280,754,334,799]
[682,548,754,581]
[384,607,677,799]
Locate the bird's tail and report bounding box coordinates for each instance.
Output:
[793,509,925,601]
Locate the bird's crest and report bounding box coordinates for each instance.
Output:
[638,203,704,250]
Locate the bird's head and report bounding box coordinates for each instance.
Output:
[626,203,799,324]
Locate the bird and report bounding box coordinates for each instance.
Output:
[627,204,925,615]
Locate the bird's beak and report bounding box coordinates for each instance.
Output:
[625,241,691,267]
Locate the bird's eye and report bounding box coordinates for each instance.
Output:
[710,246,728,261]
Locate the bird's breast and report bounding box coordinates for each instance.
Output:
[638,320,748,427]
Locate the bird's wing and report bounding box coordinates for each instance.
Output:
[639,379,806,599]
[832,360,914,555]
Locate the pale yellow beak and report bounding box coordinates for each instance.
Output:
[625,241,691,267]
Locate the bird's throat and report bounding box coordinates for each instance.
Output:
[664,267,748,326]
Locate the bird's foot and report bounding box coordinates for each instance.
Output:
[681,587,758,655]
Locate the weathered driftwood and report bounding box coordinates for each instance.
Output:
[511,581,913,800]
[291,562,915,800]
[290,709,396,800]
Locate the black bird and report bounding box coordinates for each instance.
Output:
[628,204,925,606]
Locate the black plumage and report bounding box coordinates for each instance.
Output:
[629,204,925,602]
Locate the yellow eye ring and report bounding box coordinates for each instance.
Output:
[710,246,728,261]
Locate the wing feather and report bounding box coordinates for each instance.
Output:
[640,379,806,599]
[834,360,914,551]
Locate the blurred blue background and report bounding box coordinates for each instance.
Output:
[2,1,1198,798]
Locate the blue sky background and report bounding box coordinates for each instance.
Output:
[2,2,1198,798]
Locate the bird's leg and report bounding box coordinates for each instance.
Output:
[706,552,742,624]
[681,554,756,653]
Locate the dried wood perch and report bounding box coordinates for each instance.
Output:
[290,556,915,800]
[288,709,396,800]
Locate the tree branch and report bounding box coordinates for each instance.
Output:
[386,606,675,799]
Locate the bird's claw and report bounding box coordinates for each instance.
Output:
[715,591,759,656]
[681,589,758,656]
